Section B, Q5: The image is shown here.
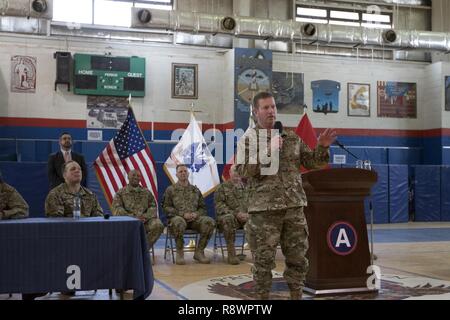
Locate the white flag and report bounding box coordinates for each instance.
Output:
[163,114,220,196]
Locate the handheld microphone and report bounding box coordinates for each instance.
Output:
[334,139,359,160]
[274,121,287,137]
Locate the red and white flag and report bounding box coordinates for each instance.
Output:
[295,113,319,173]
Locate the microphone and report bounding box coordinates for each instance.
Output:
[334,139,359,160]
[274,121,287,138]
[103,213,110,220]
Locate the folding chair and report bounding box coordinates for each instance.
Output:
[164,227,199,264]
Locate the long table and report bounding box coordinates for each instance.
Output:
[0,216,153,300]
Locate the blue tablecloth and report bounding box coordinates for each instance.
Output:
[0,216,153,300]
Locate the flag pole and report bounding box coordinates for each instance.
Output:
[186,103,197,250]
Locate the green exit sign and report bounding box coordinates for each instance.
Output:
[73,54,145,97]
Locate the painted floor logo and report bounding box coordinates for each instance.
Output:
[178,272,450,300]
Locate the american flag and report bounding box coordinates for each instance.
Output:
[94,107,158,207]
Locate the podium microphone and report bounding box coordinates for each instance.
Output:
[334,139,359,160]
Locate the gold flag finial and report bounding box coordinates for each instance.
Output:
[127,94,132,107]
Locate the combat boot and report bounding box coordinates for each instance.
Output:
[194,236,211,264]
[193,249,211,264]
[175,238,185,265]
[290,290,302,300]
[226,242,240,265]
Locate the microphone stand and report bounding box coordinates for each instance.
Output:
[334,140,359,160]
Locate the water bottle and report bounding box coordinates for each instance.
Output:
[73,194,81,220]
[356,160,363,169]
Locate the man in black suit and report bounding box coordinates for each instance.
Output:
[48,132,87,190]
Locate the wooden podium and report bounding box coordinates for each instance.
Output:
[302,168,378,295]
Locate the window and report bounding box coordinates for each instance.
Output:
[53,0,93,24]
[363,13,391,23]
[295,5,392,29]
[330,11,358,20]
[52,0,173,27]
[94,0,133,27]
[296,7,327,18]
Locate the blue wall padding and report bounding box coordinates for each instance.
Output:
[443,149,450,166]
[0,139,16,155]
[388,148,422,165]
[389,165,409,223]
[414,165,441,221]
[5,125,449,166]
[0,162,48,217]
[441,166,450,221]
[422,138,443,165]
[364,165,389,224]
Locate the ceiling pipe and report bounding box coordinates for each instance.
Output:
[131,8,450,52]
[0,0,52,19]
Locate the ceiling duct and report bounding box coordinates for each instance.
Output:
[303,0,431,7]
[0,0,52,20]
[131,8,450,52]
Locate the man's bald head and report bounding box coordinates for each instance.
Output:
[128,170,142,187]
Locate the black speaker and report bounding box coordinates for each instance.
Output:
[54,51,72,91]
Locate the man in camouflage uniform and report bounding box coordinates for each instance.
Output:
[162,164,215,265]
[45,160,103,217]
[214,165,248,265]
[0,169,29,220]
[112,169,164,248]
[236,92,336,300]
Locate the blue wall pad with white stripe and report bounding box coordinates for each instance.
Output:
[441,166,450,221]
[388,148,422,165]
[413,165,441,221]
[364,165,389,224]
[389,165,409,223]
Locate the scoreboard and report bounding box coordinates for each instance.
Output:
[74,54,146,97]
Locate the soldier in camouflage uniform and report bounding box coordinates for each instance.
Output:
[112,170,164,248]
[236,92,336,300]
[0,169,29,220]
[162,164,215,265]
[214,165,248,265]
[45,160,103,217]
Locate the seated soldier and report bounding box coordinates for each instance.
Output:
[44,160,102,297]
[214,165,249,265]
[112,169,164,249]
[0,169,29,220]
[162,164,215,265]
[45,160,103,217]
